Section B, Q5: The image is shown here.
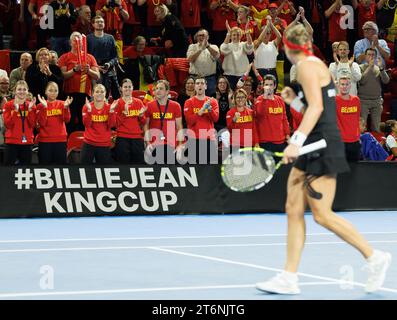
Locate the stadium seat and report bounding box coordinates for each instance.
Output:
[168,90,179,100]
[67,131,84,157]
[132,90,147,101]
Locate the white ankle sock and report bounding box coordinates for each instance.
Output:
[282,271,298,282]
[367,249,382,263]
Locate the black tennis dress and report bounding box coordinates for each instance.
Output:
[294,80,350,176]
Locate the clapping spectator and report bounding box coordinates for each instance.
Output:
[220,21,254,90]
[36,82,72,164]
[2,80,37,165]
[81,84,118,164]
[254,15,281,88]
[25,47,64,99]
[187,29,220,96]
[329,41,361,95]
[143,80,184,164]
[275,0,297,25]
[358,48,390,132]
[114,78,146,164]
[354,21,390,67]
[9,53,33,91]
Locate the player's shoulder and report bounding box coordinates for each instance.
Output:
[169,99,181,107]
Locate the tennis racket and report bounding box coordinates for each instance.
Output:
[221,139,327,192]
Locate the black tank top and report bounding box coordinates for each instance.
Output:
[297,80,342,141]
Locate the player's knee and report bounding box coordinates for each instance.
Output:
[312,212,329,226]
[286,203,304,219]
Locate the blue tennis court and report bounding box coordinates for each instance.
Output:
[0,211,396,300]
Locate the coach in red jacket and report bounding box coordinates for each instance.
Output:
[253,74,290,153]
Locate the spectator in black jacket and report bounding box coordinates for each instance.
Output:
[25,47,64,99]
[122,36,164,91]
[151,4,189,57]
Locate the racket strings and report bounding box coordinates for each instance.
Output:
[222,150,275,192]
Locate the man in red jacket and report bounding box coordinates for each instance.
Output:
[184,77,219,164]
[253,74,290,153]
[143,80,184,164]
[335,76,361,162]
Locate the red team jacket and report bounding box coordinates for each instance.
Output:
[3,100,37,145]
[335,95,361,143]
[115,98,146,140]
[253,95,290,144]
[145,99,182,147]
[183,96,219,140]
[82,102,117,147]
[36,100,71,143]
[226,107,258,147]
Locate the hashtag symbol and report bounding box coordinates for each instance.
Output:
[14,169,34,190]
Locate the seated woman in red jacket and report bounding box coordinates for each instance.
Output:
[2,80,36,165]
[226,88,258,149]
[81,84,117,164]
[114,78,147,164]
[36,82,73,165]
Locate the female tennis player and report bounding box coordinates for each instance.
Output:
[255,24,391,295]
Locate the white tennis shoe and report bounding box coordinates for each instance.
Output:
[365,250,392,293]
[256,271,300,295]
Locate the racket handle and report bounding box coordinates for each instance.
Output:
[298,139,327,156]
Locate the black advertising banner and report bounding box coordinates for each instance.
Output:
[0,163,396,218]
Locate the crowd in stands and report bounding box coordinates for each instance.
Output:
[0,0,397,165]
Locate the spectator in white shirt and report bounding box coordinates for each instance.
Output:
[329,41,361,95]
[254,15,281,89]
[187,29,220,96]
[220,22,253,90]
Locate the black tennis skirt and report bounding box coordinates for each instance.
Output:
[294,132,350,176]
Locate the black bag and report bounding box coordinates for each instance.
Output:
[140,56,158,83]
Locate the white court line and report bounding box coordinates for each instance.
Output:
[149,247,397,294]
[0,240,397,254]
[0,231,397,243]
[0,282,343,299]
